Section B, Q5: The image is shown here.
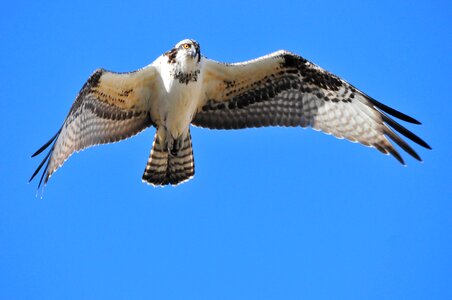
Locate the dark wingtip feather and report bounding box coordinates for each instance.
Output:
[384,126,422,162]
[368,97,421,124]
[29,150,52,183]
[388,148,406,165]
[30,129,60,186]
[38,158,51,188]
[31,130,60,157]
[374,142,405,165]
[381,114,431,150]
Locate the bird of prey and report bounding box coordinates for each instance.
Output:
[30,39,431,188]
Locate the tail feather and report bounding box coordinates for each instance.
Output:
[142,130,195,186]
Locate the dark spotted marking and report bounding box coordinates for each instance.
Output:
[199,52,353,115]
[165,48,178,64]
[202,75,299,111]
[92,90,118,104]
[192,40,201,63]
[281,54,343,91]
[202,72,302,113]
[224,80,236,88]
[70,69,104,113]
[82,100,144,122]
[118,89,133,97]
[174,70,201,84]
[282,54,307,68]
[83,69,103,91]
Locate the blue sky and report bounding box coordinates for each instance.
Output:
[1,0,450,299]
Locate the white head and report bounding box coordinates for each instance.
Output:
[165,39,201,64]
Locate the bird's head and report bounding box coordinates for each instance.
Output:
[165,39,201,65]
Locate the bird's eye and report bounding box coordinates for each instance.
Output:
[183,43,190,49]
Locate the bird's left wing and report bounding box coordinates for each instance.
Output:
[30,66,157,187]
[193,51,430,163]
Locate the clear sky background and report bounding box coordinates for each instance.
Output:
[1,1,450,299]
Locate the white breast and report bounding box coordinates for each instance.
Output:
[154,55,204,140]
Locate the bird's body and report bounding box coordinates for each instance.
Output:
[30,39,431,188]
[155,46,204,140]
[159,76,200,141]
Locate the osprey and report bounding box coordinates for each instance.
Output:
[30,39,431,187]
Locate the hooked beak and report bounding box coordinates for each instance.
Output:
[189,49,197,58]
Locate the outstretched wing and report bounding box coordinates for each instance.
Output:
[30,66,157,187]
[193,51,431,163]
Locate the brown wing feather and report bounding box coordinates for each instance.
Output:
[193,51,430,163]
[30,67,157,187]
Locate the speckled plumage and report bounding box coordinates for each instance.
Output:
[30,39,430,189]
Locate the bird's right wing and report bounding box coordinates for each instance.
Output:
[193,52,430,164]
[30,66,158,187]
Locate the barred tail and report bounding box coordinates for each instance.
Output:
[142,130,195,186]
